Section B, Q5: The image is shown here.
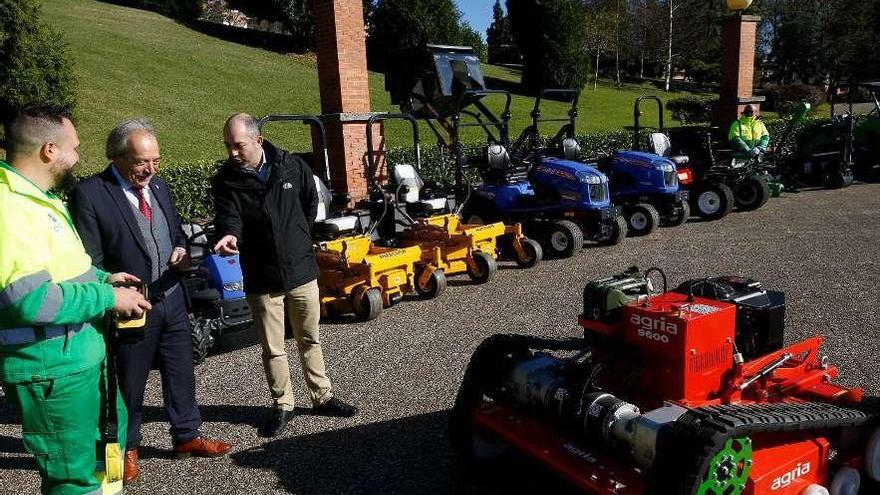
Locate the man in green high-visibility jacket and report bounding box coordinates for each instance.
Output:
[728,104,770,159]
[0,104,151,495]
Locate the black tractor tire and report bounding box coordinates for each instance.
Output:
[599,215,628,246]
[827,167,854,189]
[415,267,447,299]
[625,203,661,236]
[467,251,498,284]
[734,175,771,211]
[543,220,584,258]
[354,287,383,321]
[190,318,213,365]
[662,200,690,227]
[693,183,735,220]
[514,239,543,268]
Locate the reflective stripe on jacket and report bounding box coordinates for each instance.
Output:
[0,161,115,383]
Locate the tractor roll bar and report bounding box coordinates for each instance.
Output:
[257,114,331,185]
[365,113,422,194]
[452,89,512,145]
[633,96,664,150]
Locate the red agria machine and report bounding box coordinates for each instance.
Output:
[451,267,879,495]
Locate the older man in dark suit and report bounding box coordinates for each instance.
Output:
[68,119,230,484]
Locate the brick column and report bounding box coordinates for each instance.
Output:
[714,14,765,126]
[312,0,379,202]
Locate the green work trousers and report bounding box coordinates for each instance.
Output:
[1,360,127,495]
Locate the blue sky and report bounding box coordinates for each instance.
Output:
[454,0,499,41]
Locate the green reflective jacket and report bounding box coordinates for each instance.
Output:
[0,161,115,384]
[728,116,770,153]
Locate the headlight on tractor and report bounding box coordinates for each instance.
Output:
[223,281,244,292]
[658,162,675,173]
[579,174,602,185]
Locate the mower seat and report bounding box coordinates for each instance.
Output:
[561,138,581,161]
[487,144,529,183]
[182,223,209,260]
[312,175,359,236]
[392,164,447,214]
[650,132,689,166]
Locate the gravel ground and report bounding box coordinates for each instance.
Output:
[2,183,879,494]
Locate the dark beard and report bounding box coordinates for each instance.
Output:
[54,169,79,193]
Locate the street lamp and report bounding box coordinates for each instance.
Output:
[725,0,753,10]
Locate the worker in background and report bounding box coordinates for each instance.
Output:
[0,104,151,495]
[729,104,770,159]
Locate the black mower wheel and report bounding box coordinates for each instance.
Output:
[599,215,628,246]
[625,203,661,236]
[354,287,383,321]
[694,183,735,220]
[734,175,771,211]
[544,220,583,258]
[467,251,498,284]
[514,239,543,268]
[415,267,447,299]
[662,200,690,227]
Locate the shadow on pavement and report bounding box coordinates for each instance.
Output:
[229,410,577,495]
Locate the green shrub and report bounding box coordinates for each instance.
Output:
[665,96,718,124]
[0,0,77,134]
[100,0,201,19]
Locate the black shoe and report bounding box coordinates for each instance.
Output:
[313,396,358,418]
[258,408,295,437]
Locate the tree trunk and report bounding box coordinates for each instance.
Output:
[665,0,673,92]
[594,44,600,91]
[615,0,621,86]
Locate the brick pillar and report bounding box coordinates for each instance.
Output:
[312,0,379,202]
[714,14,765,127]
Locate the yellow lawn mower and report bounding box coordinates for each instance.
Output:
[258,114,425,321]
[362,113,542,295]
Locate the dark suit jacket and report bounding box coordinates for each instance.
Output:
[69,166,187,297]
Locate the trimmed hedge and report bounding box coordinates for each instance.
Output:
[665,96,718,124]
[140,119,821,221]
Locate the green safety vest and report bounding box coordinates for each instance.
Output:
[0,161,115,384]
[728,116,770,152]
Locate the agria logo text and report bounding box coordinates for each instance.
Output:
[771,462,810,490]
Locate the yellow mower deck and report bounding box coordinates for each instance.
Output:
[315,234,421,319]
[399,213,506,285]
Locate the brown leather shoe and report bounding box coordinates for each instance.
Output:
[173,436,232,459]
[123,449,139,484]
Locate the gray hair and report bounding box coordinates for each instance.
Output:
[224,113,260,138]
[106,118,156,159]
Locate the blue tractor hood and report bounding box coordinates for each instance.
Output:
[608,150,679,197]
[532,156,612,208]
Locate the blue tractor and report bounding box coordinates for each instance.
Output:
[520,90,689,237]
[384,44,626,258]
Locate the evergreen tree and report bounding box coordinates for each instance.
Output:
[507,0,591,92]
[486,0,518,65]
[0,0,77,135]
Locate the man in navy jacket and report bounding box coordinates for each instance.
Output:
[69,119,230,484]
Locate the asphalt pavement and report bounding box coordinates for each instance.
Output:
[1,182,879,494]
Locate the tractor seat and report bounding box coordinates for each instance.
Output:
[393,164,448,214]
[650,132,689,166]
[313,175,359,236]
[561,138,581,161]
[182,223,210,260]
[487,144,529,183]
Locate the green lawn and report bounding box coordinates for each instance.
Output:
[40,0,709,170]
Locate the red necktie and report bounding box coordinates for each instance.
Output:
[136,187,152,223]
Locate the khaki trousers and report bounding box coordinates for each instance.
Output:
[247,279,332,410]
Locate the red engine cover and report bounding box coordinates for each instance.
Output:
[623,292,736,403]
